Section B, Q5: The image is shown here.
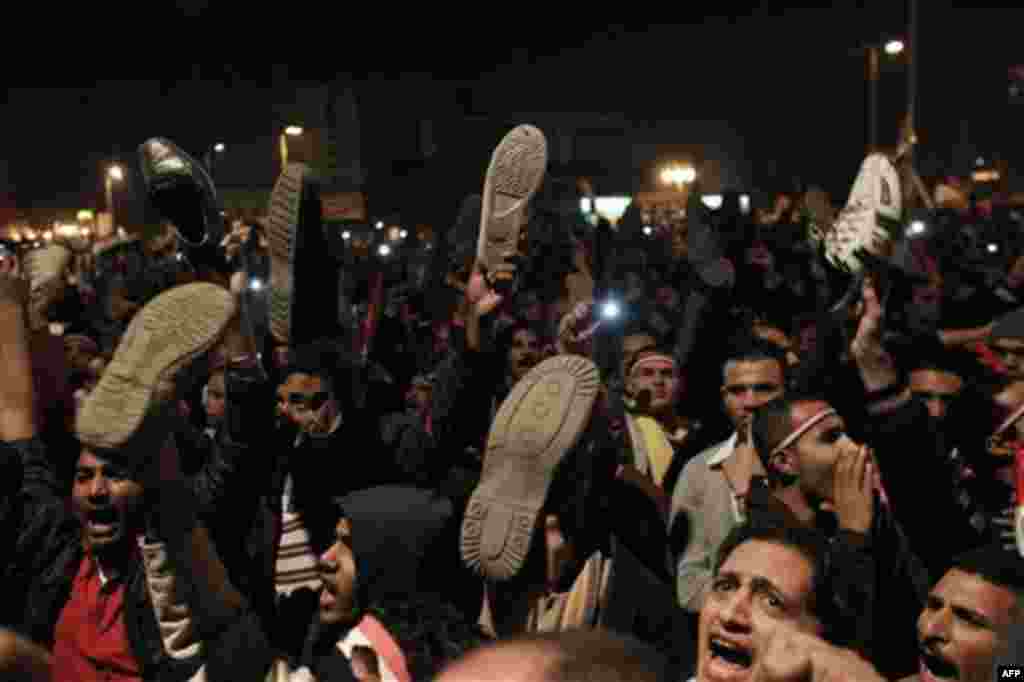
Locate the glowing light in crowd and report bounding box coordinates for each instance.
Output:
[399,230,408,239]
[378,244,392,257]
[601,300,621,320]
[643,226,653,236]
[108,165,124,181]
[702,195,724,210]
[907,221,927,236]
[376,222,384,230]
[43,231,53,241]
[285,126,303,137]
[81,229,91,237]
[249,278,264,291]
[579,198,594,213]
[214,143,226,153]
[660,165,697,188]
[884,40,905,56]
[342,231,352,241]
[77,210,95,222]
[593,197,632,225]
[988,243,1000,254]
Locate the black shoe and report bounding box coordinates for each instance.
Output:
[138,138,221,248]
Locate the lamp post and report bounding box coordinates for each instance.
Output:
[865,39,905,154]
[279,126,304,169]
[105,165,124,236]
[204,143,226,182]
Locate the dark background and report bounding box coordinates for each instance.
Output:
[3,3,1021,214]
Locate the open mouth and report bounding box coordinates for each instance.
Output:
[85,508,120,536]
[709,637,753,670]
[920,651,959,681]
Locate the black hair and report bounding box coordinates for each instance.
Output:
[949,544,1024,603]
[751,393,830,481]
[721,336,789,384]
[715,522,853,647]
[364,595,492,680]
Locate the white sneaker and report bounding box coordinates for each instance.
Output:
[822,154,902,272]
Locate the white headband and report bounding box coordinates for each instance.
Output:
[995,403,1024,437]
[770,408,837,456]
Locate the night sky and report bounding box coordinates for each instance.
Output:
[4,3,1021,212]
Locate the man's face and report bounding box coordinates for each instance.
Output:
[918,569,1019,682]
[278,373,332,432]
[627,356,682,415]
[722,359,785,430]
[72,450,145,554]
[205,372,227,421]
[508,329,542,382]
[697,539,821,682]
[992,339,1024,380]
[910,369,964,422]
[781,401,859,505]
[622,333,658,379]
[318,518,358,626]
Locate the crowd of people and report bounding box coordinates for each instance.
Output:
[1,127,1024,682]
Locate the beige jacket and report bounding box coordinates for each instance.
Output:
[670,435,744,612]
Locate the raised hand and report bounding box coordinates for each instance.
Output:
[822,444,875,535]
[753,626,884,682]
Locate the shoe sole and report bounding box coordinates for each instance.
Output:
[75,283,236,451]
[476,125,548,279]
[461,354,600,581]
[266,163,309,345]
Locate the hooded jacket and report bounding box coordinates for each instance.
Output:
[194,486,487,682]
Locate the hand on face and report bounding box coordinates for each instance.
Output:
[821,445,875,535]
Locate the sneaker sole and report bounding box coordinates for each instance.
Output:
[266,163,309,345]
[476,125,548,277]
[461,354,600,581]
[75,283,236,451]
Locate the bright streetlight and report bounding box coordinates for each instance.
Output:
[660,165,697,191]
[280,127,305,169]
[214,143,226,153]
[106,164,124,236]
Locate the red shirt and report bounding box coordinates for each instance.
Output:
[52,552,142,682]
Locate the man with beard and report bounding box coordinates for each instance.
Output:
[908,545,1024,682]
[750,393,931,678]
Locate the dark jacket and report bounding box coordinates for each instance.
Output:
[205,486,488,682]
[5,426,249,682]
